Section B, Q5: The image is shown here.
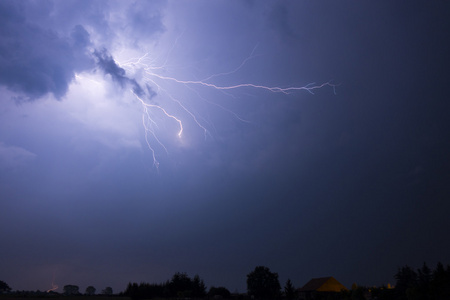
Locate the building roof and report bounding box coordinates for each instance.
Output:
[298,277,347,292]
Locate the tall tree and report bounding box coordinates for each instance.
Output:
[431,262,450,300]
[284,279,295,300]
[169,272,192,297]
[395,265,417,300]
[247,266,281,299]
[192,274,207,297]
[417,262,431,299]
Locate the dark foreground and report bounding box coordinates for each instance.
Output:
[0,297,130,300]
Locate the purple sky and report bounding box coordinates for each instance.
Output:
[1,0,450,294]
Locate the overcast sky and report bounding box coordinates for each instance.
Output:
[1,0,450,294]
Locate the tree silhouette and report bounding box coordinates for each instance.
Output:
[102,286,113,295]
[284,279,295,300]
[63,285,80,296]
[167,272,206,298]
[431,262,450,299]
[169,272,193,297]
[393,262,450,300]
[125,274,206,300]
[0,280,11,293]
[85,285,96,295]
[417,262,431,298]
[395,265,417,300]
[192,274,207,297]
[247,266,281,299]
[208,286,231,298]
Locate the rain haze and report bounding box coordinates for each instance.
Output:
[1,0,450,294]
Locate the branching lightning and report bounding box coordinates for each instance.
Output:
[114,46,337,168]
[131,90,183,168]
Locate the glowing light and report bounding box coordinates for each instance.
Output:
[47,284,58,293]
[46,271,58,293]
[114,46,337,168]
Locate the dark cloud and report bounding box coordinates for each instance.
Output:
[93,48,151,98]
[0,1,94,100]
[93,49,128,87]
[0,0,154,101]
[71,25,91,49]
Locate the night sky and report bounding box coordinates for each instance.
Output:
[1,0,450,294]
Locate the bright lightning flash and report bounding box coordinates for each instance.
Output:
[116,47,336,168]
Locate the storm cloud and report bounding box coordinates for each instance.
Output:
[0,0,164,101]
[94,48,147,97]
[0,1,94,99]
[1,0,450,295]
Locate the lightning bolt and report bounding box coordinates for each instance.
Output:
[131,90,183,169]
[46,271,58,293]
[115,46,337,168]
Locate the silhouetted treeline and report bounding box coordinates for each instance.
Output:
[2,262,450,300]
[393,262,450,300]
[340,262,450,300]
[125,272,208,299]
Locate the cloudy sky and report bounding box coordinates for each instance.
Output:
[1,0,450,294]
